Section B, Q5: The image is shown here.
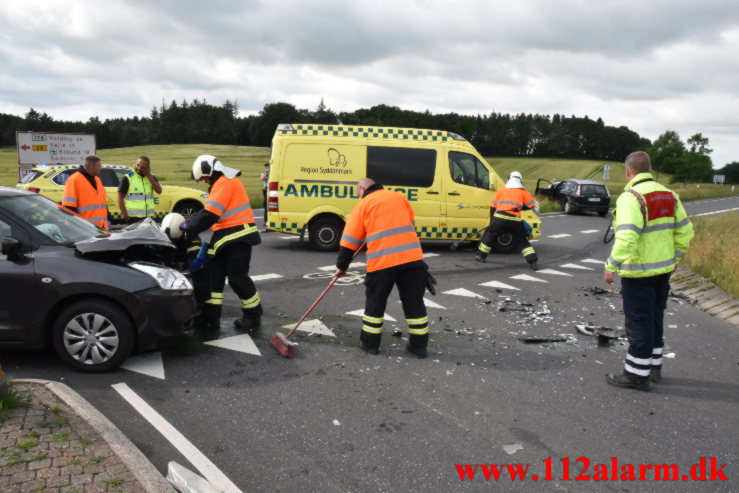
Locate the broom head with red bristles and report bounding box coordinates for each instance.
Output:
[270,332,295,358]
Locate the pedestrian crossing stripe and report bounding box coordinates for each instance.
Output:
[442,288,488,299]
[560,263,593,270]
[480,280,520,290]
[581,258,606,265]
[509,274,548,283]
[537,269,572,277]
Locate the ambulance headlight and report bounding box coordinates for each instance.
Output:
[129,262,192,290]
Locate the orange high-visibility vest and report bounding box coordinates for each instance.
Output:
[340,188,423,272]
[491,187,537,219]
[62,171,110,229]
[205,176,256,231]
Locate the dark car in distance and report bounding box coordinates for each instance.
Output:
[0,187,195,372]
[535,178,611,216]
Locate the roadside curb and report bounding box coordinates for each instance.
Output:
[669,265,739,328]
[14,378,175,493]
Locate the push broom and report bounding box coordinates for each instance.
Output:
[270,242,366,358]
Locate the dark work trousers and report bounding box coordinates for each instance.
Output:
[202,242,262,325]
[479,216,537,264]
[361,264,428,350]
[620,273,671,381]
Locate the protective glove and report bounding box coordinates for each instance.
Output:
[179,221,188,231]
[426,272,437,296]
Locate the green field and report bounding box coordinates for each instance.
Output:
[1,147,735,208]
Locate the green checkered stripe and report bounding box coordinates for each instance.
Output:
[417,226,484,240]
[279,124,449,142]
[269,221,302,234]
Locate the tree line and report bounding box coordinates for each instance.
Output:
[0,99,730,182]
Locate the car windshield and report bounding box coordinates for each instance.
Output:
[581,185,608,195]
[0,195,108,245]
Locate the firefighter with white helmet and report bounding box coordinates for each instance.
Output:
[178,155,263,330]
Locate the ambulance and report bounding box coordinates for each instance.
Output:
[267,123,541,251]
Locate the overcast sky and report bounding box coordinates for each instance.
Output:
[1,0,738,167]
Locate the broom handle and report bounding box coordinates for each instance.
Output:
[286,242,366,339]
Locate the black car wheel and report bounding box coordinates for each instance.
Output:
[309,216,343,251]
[490,232,517,254]
[52,300,135,372]
[564,201,575,215]
[174,200,204,222]
[598,209,608,217]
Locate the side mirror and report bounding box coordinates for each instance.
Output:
[1,237,22,258]
[489,183,496,191]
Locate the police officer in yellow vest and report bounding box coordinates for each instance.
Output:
[605,151,693,390]
[117,156,162,223]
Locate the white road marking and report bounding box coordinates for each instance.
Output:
[692,207,739,217]
[318,262,366,271]
[479,280,520,291]
[442,288,488,299]
[112,383,242,493]
[580,230,599,234]
[423,253,440,258]
[423,298,446,309]
[560,263,594,270]
[120,352,165,380]
[279,236,298,240]
[509,274,548,283]
[548,234,572,239]
[581,258,606,265]
[668,324,678,328]
[251,273,283,281]
[346,309,397,321]
[537,269,572,277]
[281,319,335,337]
[204,334,261,356]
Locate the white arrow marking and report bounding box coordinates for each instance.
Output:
[442,288,488,299]
[580,230,599,234]
[581,258,606,265]
[120,352,165,380]
[204,334,261,356]
[251,273,283,281]
[423,298,446,309]
[423,253,440,258]
[479,280,520,290]
[548,234,571,238]
[345,309,397,321]
[510,274,548,283]
[537,269,573,276]
[281,319,335,337]
[279,236,298,240]
[560,263,594,270]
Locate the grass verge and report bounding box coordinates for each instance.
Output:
[683,211,739,297]
[0,382,28,424]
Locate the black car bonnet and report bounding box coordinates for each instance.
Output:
[74,219,175,253]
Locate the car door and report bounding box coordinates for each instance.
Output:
[0,215,35,342]
[443,150,496,234]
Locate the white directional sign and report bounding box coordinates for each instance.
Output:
[16,131,96,165]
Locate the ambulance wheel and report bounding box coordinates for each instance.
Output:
[309,216,343,251]
[491,232,516,254]
[51,300,135,372]
[174,200,203,221]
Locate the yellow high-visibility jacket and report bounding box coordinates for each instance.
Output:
[606,173,693,278]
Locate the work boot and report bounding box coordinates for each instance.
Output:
[193,315,219,332]
[406,344,427,359]
[234,316,261,331]
[529,260,538,271]
[650,368,662,383]
[359,340,380,355]
[606,373,650,391]
[474,253,487,263]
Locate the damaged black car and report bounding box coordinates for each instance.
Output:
[0,187,196,372]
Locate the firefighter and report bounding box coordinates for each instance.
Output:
[335,178,429,358]
[179,155,262,330]
[605,151,693,390]
[475,171,539,270]
[117,156,162,223]
[61,154,110,229]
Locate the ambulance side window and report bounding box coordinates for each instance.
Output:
[51,170,76,186]
[449,152,490,189]
[367,147,436,187]
[99,169,120,187]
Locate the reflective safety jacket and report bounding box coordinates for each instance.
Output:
[124,173,156,218]
[340,187,423,272]
[491,187,538,221]
[606,173,693,278]
[62,170,109,229]
[204,175,259,255]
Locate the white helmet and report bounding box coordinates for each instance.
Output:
[509,171,522,181]
[192,154,241,181]
[160,212,185,240]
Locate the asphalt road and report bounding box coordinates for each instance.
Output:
[3,195,738,492]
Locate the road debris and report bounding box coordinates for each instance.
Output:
[503,443,524,455]
[518,337,567,344]
[333,419,341,426]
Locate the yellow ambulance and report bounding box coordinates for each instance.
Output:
[267,123,541,251]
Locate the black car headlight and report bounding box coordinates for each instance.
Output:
[129,262,193,290]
